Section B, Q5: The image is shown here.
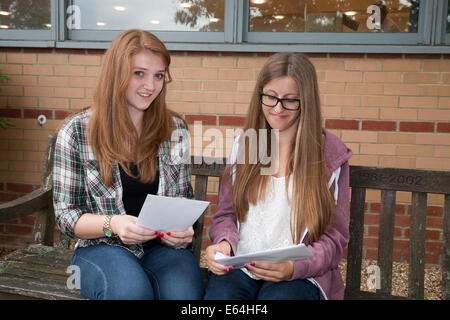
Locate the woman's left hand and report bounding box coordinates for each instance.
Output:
[244,260,294,282]
[159,226,194,249]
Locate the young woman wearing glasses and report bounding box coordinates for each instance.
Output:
[204,52,352,300]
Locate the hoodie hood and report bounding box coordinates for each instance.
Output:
[323,129,353,177]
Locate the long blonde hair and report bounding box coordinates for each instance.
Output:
[230,52,335,243]
[89,29,177,187]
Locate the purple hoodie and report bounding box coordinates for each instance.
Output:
[209,129,353,300]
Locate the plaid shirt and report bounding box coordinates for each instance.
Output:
[53,109,193,258]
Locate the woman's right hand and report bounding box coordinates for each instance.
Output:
[205,240,233,275]
[110,215,158,244]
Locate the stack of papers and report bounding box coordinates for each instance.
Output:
[215,244,313,268]
[136,195,210,232]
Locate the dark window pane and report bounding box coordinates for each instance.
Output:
[249,0,419,33]
[0,0,51,30]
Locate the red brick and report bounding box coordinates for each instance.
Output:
[366,53,402,59]
[6,183,34,193]
[395,216,410,227]
[407,205,443,217]
[23,109,53,119]
[368,226,379,236]
[20,215,36,225]
[370,202,405,214]
[426,217,443,229]
[0,108,21,118]
[426,241,443,253]
[219,116,246,127]
[365,249,378,260]
[437,123,450,133]
[362,120,396,131]
[404,54,442,59]
[329,53,365,59]
[324,119,359,130]
[399,121,434,132]
[394,239,410,250]
[424,253,439,265]
[427,206,443,217]
[185,115,216,125]
[364,213,380,225]
[0,193,18,202]
[205,194,218,204]
[425,230,441,241]
[363,237,379,248]
[55,110,73,120]
[5,225,32,235]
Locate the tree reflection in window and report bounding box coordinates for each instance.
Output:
[174,0,224,31]
[0,0,50,30]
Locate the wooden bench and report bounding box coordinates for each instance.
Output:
[1,134,449,300]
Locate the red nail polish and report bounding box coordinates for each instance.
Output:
[166,232,171,236]
[159,233,164,238]
[250,262,256,267]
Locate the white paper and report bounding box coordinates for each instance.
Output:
[136,195,210,232]
[214,244,313,268]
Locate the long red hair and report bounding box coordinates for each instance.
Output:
[89,29,178,186]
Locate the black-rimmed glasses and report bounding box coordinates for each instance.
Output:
[260,93,301,111]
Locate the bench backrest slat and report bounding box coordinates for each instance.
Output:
[443,195,450,300]
[345,187,366,296]
[377,189,396,296]
[190,156,227,263]
[408,191,427,299]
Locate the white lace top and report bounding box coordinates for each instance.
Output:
[236,175,294,279]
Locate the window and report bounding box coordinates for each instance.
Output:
[0,0,448,52]
[249,0,419,33]
[244,0,422,44]
[67,0,227,42]
[0,0,54,40]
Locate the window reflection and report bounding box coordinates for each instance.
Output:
[0,0,50,30]
[69,0,224,32]
[249,0,419,33]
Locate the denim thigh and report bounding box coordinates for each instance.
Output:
[141,242,204,300]
[204,269,320,300]
[258,278,320,300]
[70,243,154,300]
[204,269,260,300]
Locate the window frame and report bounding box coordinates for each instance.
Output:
[0,0,448,53]
[0,0,57,41]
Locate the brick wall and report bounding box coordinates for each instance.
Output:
[0,48,449,265]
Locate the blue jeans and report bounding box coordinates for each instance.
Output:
[204,269,320,300]
[70,241,203,300]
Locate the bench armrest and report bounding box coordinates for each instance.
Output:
[0,186,52,223]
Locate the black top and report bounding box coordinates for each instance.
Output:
[119,163,159,217]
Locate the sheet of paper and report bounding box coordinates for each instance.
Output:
[215,244,313,269]
[136,195,210,232]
